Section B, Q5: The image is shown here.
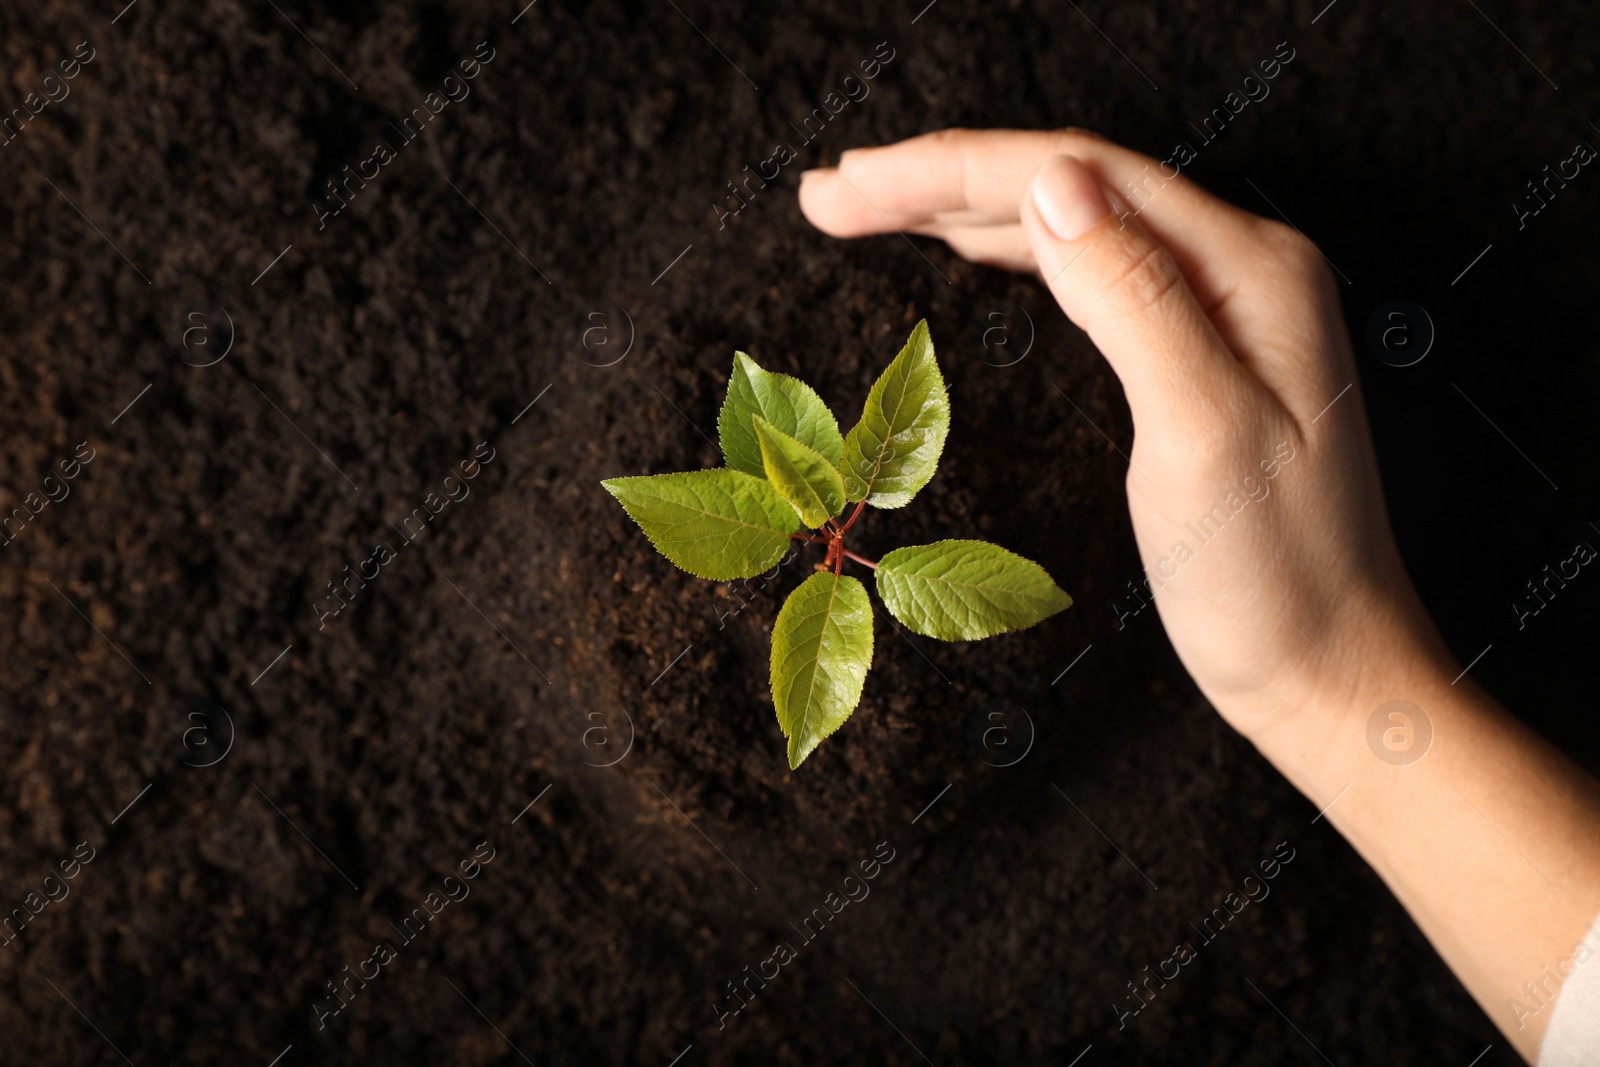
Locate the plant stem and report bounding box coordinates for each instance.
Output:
[803,517,874,573]
[838,500,867,535]
[815,533,841,572]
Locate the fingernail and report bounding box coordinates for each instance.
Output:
[1032,155,1110,240]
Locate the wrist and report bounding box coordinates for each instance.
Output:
[1234,578,1459,772]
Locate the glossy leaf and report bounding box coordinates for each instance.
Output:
[770,571,873,769]
[602,469,799,581]
[718,352,843,479]
[876,540,1072,640]
[840,320,949,508]
[754,415,846,529]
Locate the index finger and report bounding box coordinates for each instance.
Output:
[799,127,1267,306]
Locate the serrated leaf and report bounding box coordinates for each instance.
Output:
[876,540,1072,640]
[718,352,843,479]
[602,469,799,581]
[840,320,949,508]
[771,571,873,769]
[753,415,846,529]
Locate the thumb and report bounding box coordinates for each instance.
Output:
[1020,154,1254,432]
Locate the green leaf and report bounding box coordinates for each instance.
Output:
[771,571,873,769]
[840,319,949,508]
[602,469,799,581]
[876,540,1072,641]
[753,416,846,529]
[718,352,843,479]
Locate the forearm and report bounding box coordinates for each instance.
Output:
[1247,612,1600,1062]
[798,126,1600,1060]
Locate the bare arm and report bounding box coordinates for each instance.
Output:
[799,128,1600,1062]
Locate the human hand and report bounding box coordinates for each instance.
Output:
[803,130,1600,1064]
[799,128,1454,742]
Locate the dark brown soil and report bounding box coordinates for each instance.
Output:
[2,0,1598,1064]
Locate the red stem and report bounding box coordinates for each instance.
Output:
[838,500,868,535]
[801,510,875,573]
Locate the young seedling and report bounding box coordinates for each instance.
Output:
[603,320,1072,768]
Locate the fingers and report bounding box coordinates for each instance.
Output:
[803,129,1097,225]
[798,128,1266,308]
[933,224,1033,273]
[799,127,1348,428]
[1019,155,1266,435]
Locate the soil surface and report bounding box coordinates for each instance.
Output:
[2,1,1598,1064]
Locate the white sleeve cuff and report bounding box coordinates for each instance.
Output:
[1537,911,1600,1067]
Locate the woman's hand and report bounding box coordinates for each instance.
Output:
[800,129,1600,1064]
[799,128,1450,741]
